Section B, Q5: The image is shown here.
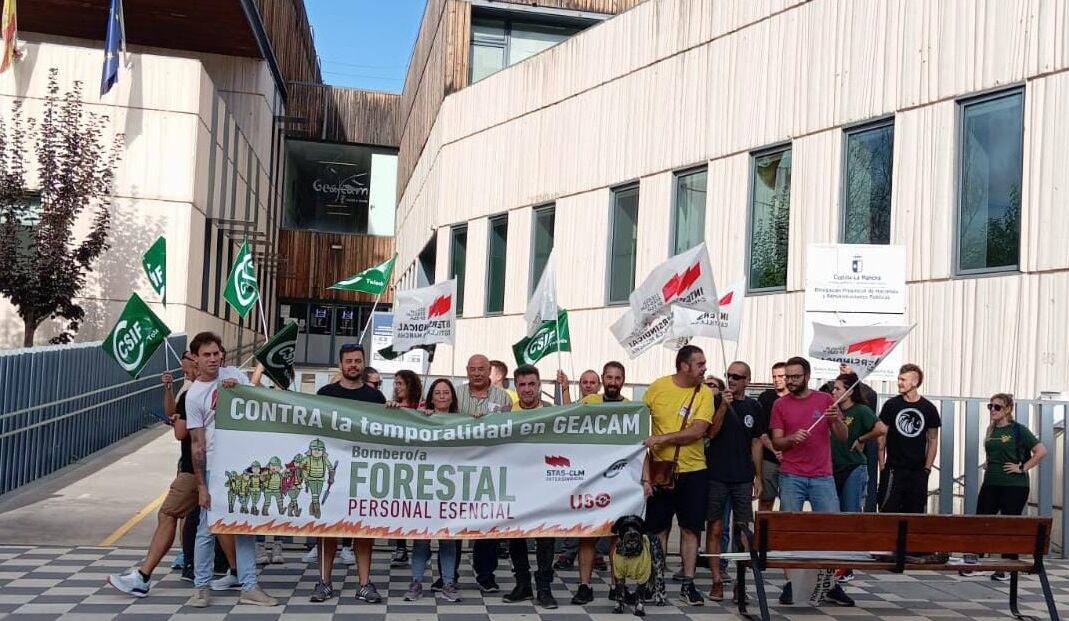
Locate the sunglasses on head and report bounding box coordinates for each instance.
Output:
[727,373,748,381]
[987,403,1005,412]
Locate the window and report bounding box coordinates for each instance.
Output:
[607,185,639,304]
[672,168,707,254]
[957,89,1024,273]
[530,205,555,295]
[282,139,398,235]
[469,17,585,83]
[449,225,467,316]
[748,147,792,291]
[842,121,894,244]
[486,215,508,314]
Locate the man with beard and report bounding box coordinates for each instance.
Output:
[563,361,628,604]
[874,364,940,513]
[308,344,387,605]
[755,362,788,511]
[769,356,853,607]
[503,365,559,609]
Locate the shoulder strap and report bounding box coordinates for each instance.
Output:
[670,385,702,463]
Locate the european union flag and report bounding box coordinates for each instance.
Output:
[100,0,124,96]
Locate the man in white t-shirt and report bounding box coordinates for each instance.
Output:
[184,332,276,609]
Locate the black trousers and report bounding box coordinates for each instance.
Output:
[976,483,1029,516]
[880,466,929,513]
[509,538,555,590]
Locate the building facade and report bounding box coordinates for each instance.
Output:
[394,0,1069,399]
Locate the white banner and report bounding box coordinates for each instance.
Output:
[525,251,558,337]
[206,387,649,538]
[668,279,746,343]
[629,243,719,323]
[391,279,457,353]
[808,322,915,382]
[610,309,674,358]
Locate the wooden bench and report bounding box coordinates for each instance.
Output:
[732,512,1059,621]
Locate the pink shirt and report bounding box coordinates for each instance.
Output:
[770,390,836,478]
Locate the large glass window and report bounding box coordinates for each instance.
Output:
[283,139,398,235]
[486,215,508,314]
[607,185,640,305]
[958,89,1024,273]
[843,121,894,244]
[470,17,585,83]
[672,168,707,254]
[450,225,467,316]
[748,147,792,291]
[530,205,555,295]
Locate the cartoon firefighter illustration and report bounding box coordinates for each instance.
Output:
[282,453,306,517]
[304,439,336,519]
[246,460,263,515]
[261,456,286,517]
[224,470,249,514]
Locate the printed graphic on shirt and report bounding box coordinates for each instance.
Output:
[895,408,925,438]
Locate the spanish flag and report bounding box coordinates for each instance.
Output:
[0,0,15,74]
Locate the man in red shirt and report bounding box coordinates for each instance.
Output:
[769,356,853,607]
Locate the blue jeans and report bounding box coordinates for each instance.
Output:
[779,474,839,513]
[412,540,458,584]
[194,500,257,590]
[838,466,869,513]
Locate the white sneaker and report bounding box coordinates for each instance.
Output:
[210,570,240,591]
[303,546,319,563]
[106,567,149,597]
[270,541,285,564]
[339,546,357,565]
[255,544,271,565]
[238,585,279,607]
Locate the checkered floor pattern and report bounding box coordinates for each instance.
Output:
[0,543,1066,620]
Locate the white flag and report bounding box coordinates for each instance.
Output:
[667,279,746,342]
[610,308,675,359]
[629,243,718,324]
[524,251,558,337]
[391,279,457,354]
[808,322,915,381]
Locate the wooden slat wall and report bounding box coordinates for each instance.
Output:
[254,0,322,84]
[286,83,401,147]
[276,230,396,303]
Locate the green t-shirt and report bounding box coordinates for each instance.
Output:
[984,423,1039,488]
[831,403,876,473]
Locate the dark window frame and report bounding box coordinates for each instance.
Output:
[605,182,640,306]
[529,203,555,296]
[840,117,895,245]
[669,165,708,256]
[449,224,468,317]
[745,143,793,294]
[485,213,509,315]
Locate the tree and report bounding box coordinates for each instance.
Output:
[0,69,123,346]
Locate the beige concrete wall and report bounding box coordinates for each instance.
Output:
[0,38,280,357]
[395,0,1069,398]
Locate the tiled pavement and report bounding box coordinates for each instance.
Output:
[0,543,1065,620]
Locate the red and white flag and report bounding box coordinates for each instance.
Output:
[808,322,915,381]
[629,243,718,324]
[667,279,746,343]
[391,279,457,353]
[610,308,675,359]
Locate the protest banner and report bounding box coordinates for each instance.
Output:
[808,322,915,382]
[513,309,571,366]
[629,242,718,323]
[391,279,457,354]
[253,321,298,389]
[141,236,166,305]
[207,386,649,538]
[101,293,171,378]
[223,241,259,318]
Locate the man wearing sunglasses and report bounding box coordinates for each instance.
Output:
[309,343,386,605]
[874,364,940,514]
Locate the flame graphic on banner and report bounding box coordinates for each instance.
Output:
[544,455,571,467]
[661,264,701,302]
[428,295,452,318]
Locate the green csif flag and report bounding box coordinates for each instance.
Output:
[512,309,571,366]
[223,241,260,317]
[102,293,172,378]
[254,321,298,389]
[142,236,166,305]
[329,254,396,295]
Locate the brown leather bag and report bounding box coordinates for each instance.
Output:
[648,384,701,490]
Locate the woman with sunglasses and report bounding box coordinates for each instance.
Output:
[969,393,1047,581]
[404,378,462,602]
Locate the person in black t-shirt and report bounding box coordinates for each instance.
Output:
[874,364,940,513]
[309,344,387,605]
[754,362,787,511]
[703,361,762,602]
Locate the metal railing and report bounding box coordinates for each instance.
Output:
[0,334,187,496]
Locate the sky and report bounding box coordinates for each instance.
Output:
[305,1,427,93]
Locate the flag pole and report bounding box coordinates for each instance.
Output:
[255,296,270,341]
[358,289,383,345]
[162,338,183,368]
[554,312,567,403]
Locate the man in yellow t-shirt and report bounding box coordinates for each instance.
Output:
[642,345,715,607]
[490,359,521,409]
[568,361,628,605]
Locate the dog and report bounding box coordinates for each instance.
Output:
[610,514,667,616]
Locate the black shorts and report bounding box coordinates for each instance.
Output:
[706,479,755,525]
[644,469,709,534]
